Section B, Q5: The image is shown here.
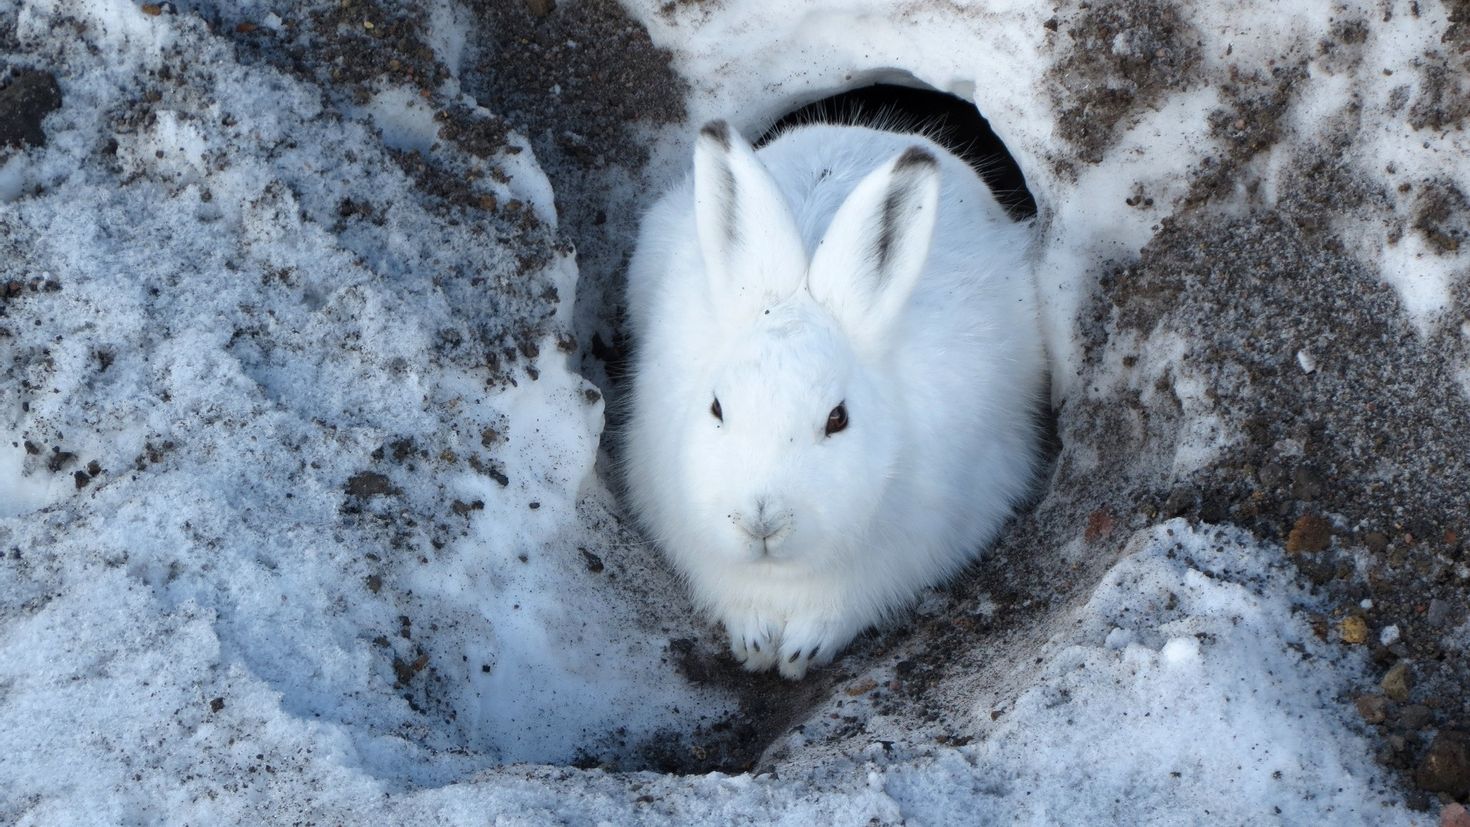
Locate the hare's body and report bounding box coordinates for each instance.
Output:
[624,122,1044,678]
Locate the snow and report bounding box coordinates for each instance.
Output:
[1,0,726,801]
[949,523,1413,825]
[1,0,1456,822]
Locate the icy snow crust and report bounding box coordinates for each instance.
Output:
[0,0,1450,822]
[0,0,726,804]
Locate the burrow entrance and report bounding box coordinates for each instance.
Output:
[757,83,1038,221]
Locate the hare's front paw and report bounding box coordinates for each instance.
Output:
[776,615,842,680]
[725,611,780,672]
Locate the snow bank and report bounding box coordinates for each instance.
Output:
[935,522,1411,824]
[0,0,725,807]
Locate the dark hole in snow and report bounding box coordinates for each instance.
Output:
[757,83,1038,221]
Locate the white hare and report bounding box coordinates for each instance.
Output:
[623,119,1044,679]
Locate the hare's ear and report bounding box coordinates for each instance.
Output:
[808,146,940,348]
[693,120,807,318]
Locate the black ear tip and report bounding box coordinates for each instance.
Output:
[699,119,733,149]
[895,146,938,170]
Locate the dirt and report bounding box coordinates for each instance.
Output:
[459,0,686,170]
[0,69,62,150]
[1414,179,1470,254]
[1046,0,1203,166]
[1185,64,1308,207]
[345,471,397,498]
[207,1,564,389]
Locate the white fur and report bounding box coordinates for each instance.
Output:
[623,121,1045,679]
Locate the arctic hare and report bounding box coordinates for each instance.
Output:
[623,119,1044,678]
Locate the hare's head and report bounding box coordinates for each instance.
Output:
[678,121,941,568]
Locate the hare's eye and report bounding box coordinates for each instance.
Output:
[710,397,723,422]
[824,402,848,436]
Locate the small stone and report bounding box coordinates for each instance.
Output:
[1287,514,1332,553]
[1399,704,1434,731]
[209,697,225,712]
[1084,509,1114,543]
[525,0,555,16]
[345,471,395,498]
[1339,615,1369,644]
[1381,660,1412,701]
[1355,694,1388,724]
[1291,466,1323,500]
[47,450,77,473]
[1257,461,1285,488]
[1427,598,1456,628]
[845,678,878,697]
[1416,731,1470,798]
[1198,497,1229,524]
[579,548,604,573]
[1442,803,1470,827]
[1364,531,1390,553]
[1163,484,1197,518]
[1380,624,1401,646]
[450,499,484,516]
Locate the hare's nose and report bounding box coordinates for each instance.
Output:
[734,501,791,543]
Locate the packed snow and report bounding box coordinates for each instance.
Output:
[3,0,1461,822]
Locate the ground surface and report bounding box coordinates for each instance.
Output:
[1,0,1467,824]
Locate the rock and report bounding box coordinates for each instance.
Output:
[1428,598,1460,629]
[345,471,396,498]
[580,548,604,573]
[1286,514,1332,553]
[1198,496,1230,523]
[1291,465,1323,500]
[1416,731,1470,798]
[1355,694,1388,724]
[1381,660,1413,702]
[1442,803,1470,827]
[1400,704,1435,731]
[1339,615,1369,644]
[450,499,484,516]
[1364,531,1390,553]
[0,69,62,149]
[1085,509,1115,543]
[1163,484,1197,518]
